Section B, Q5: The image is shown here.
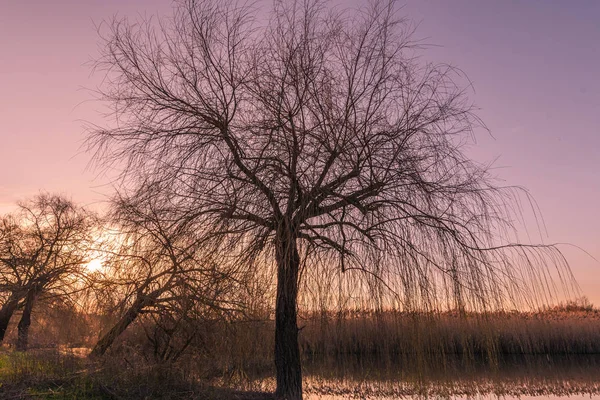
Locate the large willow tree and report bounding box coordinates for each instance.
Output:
[88,0,575,398]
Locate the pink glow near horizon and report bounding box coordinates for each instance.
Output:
[1,1,599,304]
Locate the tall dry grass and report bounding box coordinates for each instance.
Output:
[4,300,600,368]
[2,301,600,398]
[167,300,600,382]
[299,305,600,360]
[3,296,600,399]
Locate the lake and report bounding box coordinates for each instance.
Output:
[230,354,600,399]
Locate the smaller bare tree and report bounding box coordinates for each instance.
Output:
[0,194,95,350]
[89,185,251,357]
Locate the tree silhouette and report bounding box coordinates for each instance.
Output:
[0,194,94,350]
[88,186,247,357]
[88,1,574,398]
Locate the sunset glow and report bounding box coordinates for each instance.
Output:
[85,258,103,273]
[1,1,597,304]
[1,2,599,399]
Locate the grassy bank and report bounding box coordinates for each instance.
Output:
[0,350,276,399]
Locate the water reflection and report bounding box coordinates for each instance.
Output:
[239,355,600,399]
[305,395,600,400]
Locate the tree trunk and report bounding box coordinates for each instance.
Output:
[0,292,21,343]
[274,225,302,400]
[16,287,37,351]
[89,292,157,358]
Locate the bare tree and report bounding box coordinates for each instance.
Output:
[0,194,95,350]
[89,185,247,357]
[0,217,26,342]
[88,0,575,398]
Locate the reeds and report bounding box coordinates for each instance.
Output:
[4,302,600,370]
[299,306,600,360]
[3,301,600,398]
[152,302,600,388]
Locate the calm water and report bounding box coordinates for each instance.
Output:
[306,396,600,399]
[234,355,600,399]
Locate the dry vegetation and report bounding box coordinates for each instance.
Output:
[301,299,600,360]
[2,298,600,398]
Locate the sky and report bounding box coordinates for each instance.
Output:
[1,1,599,304]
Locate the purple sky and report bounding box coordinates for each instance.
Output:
[1,1,599,304]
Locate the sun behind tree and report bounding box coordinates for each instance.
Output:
[85,258,103,273]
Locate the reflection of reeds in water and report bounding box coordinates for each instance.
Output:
[300,354,600,398]
[227,353,600,398]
